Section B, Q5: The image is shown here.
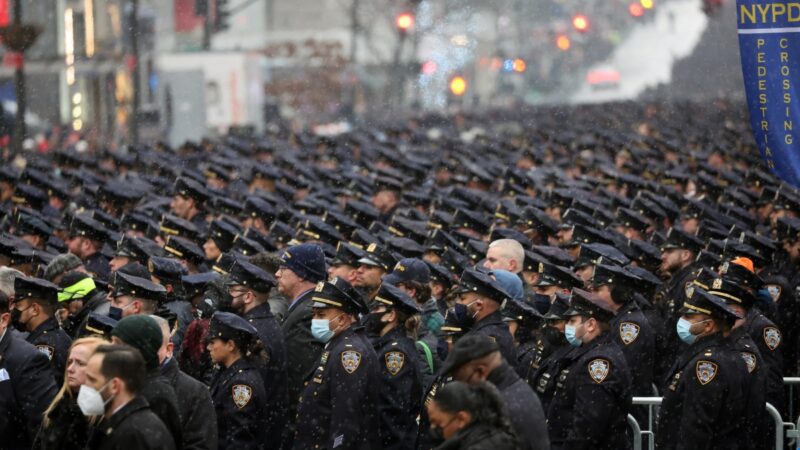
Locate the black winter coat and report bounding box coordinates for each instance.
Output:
[434,424,520,450]
[32,396,90,450]
[161,357,218,450]
[139,370,183,449]
[89,397,175,450]
[487,363,550,450]
[0,331,58,450]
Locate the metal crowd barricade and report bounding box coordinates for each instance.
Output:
[629,397,796,450]
[784,377,800,424]
[629,397,662,450]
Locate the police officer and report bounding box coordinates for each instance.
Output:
[0,290,58,449]
[65,214,111,281]
[226,259,289,449]
[503,296,544,376]
[366,283,423,450]
[656,286,749,449]
[293,279,381,450]
[703,276,769,449]
[452,268,517,367]
[11,276,72,386]
[653,228,703,379]
[107,270,168,321]
[148,256,193,352]
[171,178,210,234]
[206,312,268,449]
[526,294,572,412]
[588,262,656,397]
[718,259,786,415]
[546,288,632,450]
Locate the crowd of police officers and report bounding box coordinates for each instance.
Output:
[0,100,799,450]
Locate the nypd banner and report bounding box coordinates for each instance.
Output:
[738,0,800,187]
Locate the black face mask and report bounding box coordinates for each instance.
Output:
[363,312,387,336]
[542,325,568,347]
[429,426,445,446]
[10,307,27,332]
[108,306,123,321]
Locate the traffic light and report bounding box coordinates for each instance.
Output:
[396,13,414,34]
[449,76,467,96]
[572,14,589,32]
[556,35,571,51]
[214,0,230,31]
[641,0,654,9]
[628,2,645,16]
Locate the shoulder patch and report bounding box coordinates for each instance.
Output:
[588,359,610,384]
[231,384,253,409]
[695,360,718,385]
[619,322,640,345]
[385,351,405,376]
[740,352,757,374]
[764,327,781,351]
[36,345,54,360]
[341,350,362,374]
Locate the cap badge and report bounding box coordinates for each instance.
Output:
[712,278,723,290]
[367,243,377,252]
[315,282,325,292]
[684,283,695,300]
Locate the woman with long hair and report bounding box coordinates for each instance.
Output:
[365,283,424,450]
[33,336,107,450]
[427,381,520,450]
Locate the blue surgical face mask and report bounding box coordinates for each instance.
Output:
[676,317,710,344]
[564,323,582,347]
[311,314,343,343]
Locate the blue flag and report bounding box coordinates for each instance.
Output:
[737,0,800,187]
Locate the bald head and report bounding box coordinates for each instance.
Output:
[149,314,173,363]
[485,239,525,274]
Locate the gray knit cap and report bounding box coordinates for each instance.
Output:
[43,253,84,281]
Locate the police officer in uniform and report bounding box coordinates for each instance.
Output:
[365,283,423,450]
[226,259,289,449]
[526,294,571,410]
[589,262,656,398]
[546,288,633,450]
[65,214,111,281]
[656,286,749,450]
[293,279,381,450]
[452,268,517,367]
[653,228,703,379]
[11,276,72,386]
[207,311,269,450]
[0,290,58,449]
[703,276,769,449]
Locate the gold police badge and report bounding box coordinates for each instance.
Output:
[232,384,253,409]
[588,359,610,384]
[385,351,405,376]
[695,361,718,385]
[740,352,757,374]
[619,322,640,345]
[341,350,362,374]
[764,327,781,351]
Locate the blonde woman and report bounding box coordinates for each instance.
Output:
[34,336,107,450]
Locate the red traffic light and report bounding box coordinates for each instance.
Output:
[572,14,589,32]
[628,3,645,16]
[396,13,414,31]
